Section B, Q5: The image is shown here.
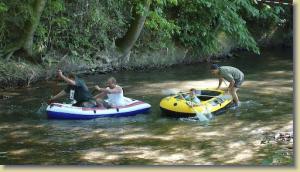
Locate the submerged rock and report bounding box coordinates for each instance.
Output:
[260,132,293,145]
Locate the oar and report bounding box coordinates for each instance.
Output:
[51,55,68,99]
[223,80,230,95]
[36,101,49,115]
[190,105,209,121]
[179,93,209,122]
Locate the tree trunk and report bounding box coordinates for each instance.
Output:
[23,0,47,56]
[115,0,151,63]
[4,0,46,62]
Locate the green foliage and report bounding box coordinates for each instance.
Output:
[132,0,180,36]
[34,0,129,55]
[136,0,180,49]
[49,0,65,13]
[0,2,8,43]
[174,0,260,55]
[259,4,284,22]
[0,0,292,61]
[243,2,291,46]
[0,2,8,13]
[0,0,34,49]
[154,0,178,6]
[146,9,180,39]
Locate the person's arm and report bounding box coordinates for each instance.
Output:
[48,90,66,104]
[94,85,101,91]
[58,70,76,86]
[221,73,235,91]
[180,94,185,99]
[217,78,223,89]
[228,79,235,91]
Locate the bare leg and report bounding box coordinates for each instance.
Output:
[229,87,239,105]
[93,92,109,108]
[82,101,96,108]
[93,92,107,99]
[95,98,105,108]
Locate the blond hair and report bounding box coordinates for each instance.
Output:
[108,77,117,84]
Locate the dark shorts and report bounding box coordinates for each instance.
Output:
[234,77,244,88]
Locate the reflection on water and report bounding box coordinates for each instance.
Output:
[0,48,293,165]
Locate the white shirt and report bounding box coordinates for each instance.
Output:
[107,85,125,107]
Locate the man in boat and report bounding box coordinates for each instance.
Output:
[94,77,125,107]
[47,70,96,107]
[210,64,244,107]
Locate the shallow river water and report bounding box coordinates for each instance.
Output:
[0,48,293,165]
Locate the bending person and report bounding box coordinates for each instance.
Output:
[210,64,244,107]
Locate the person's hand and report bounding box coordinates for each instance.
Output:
[57,69,63,78]
[186,101,193,107]
[47,98,54,105]
[94,85,101,91]
[100,88,107,92]
[225,87,231,94]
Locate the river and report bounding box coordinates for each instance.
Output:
[0,48,293,165]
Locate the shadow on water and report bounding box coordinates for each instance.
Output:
[0,48,293,165]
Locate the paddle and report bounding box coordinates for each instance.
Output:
[222,80,231,95]
[178,93,209,122]
[36,101,50,115]
[51,55,68,100]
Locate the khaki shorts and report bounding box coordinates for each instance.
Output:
[234,77,244,88]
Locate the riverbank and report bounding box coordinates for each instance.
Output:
[0,42,292,91]
[0,44,225,89]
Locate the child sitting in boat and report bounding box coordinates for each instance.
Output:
[184,88,201,107]
[94,77,125,108]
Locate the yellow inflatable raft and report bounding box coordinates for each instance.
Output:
[160,89,233,117]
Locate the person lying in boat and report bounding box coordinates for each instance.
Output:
[182,88,201,107]
[94,77,125,108]
[47,70,96,108]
